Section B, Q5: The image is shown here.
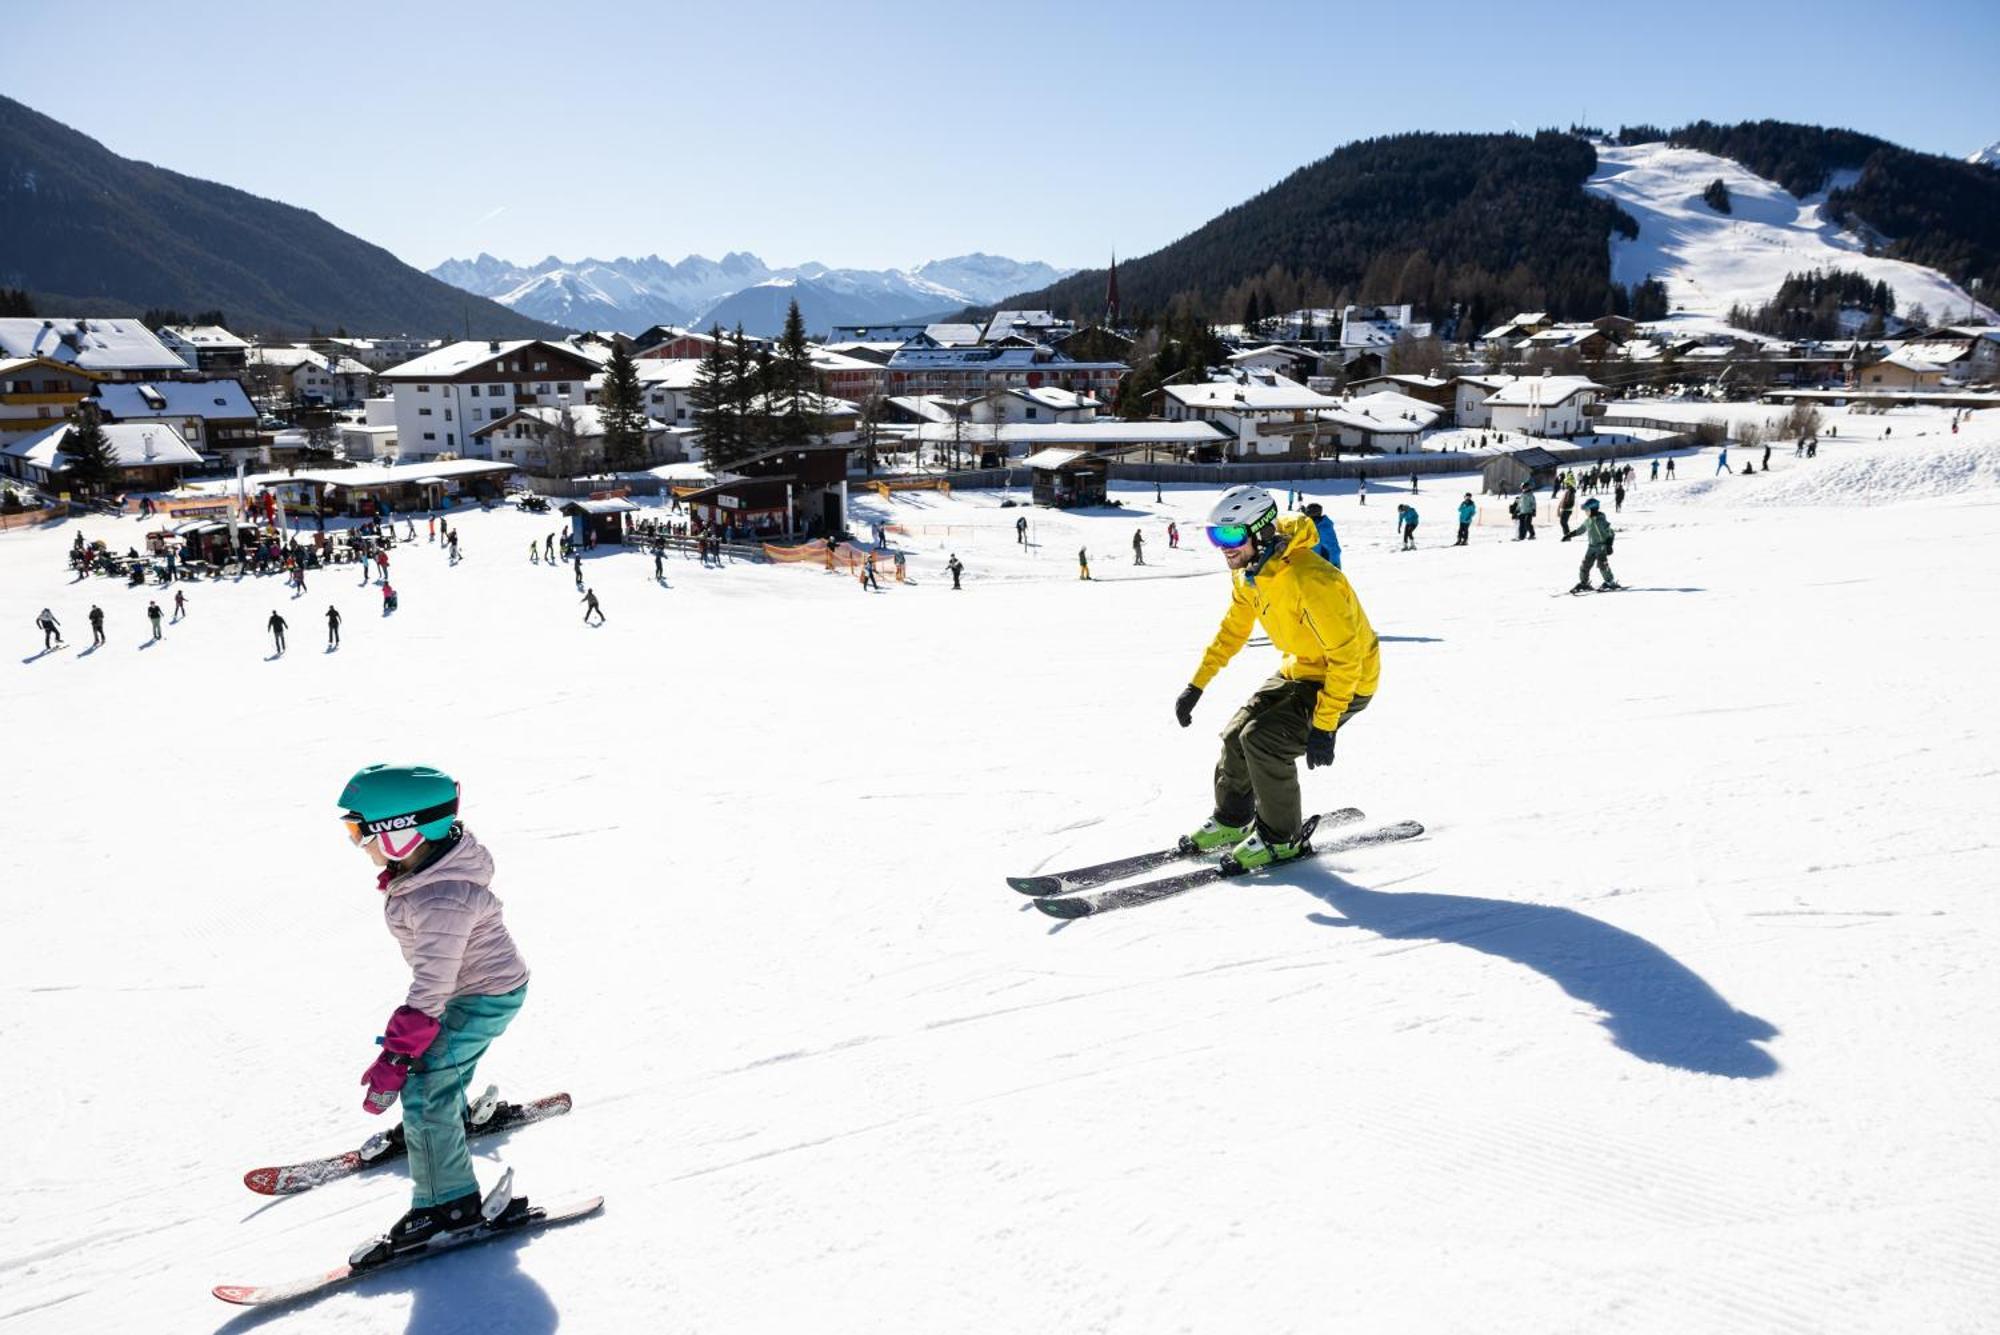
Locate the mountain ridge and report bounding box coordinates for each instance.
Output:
[425,251,1072,336]
[0,94,563,340]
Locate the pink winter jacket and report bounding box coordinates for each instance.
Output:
[382,829,531,1018]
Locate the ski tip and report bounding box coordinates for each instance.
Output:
[1033,896,1093,920]
[1006,876,1059,896]
[213,1284,262,1305]
[243,1168,280,1195]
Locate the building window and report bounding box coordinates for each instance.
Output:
[418,383,431,393]
[444,410,452,421]
[423,431,436,441]
[557,383,571,394]
[418,407,432,416]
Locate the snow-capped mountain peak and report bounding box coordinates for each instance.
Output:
[426,251,1076,336]
[1969,140,2000,168]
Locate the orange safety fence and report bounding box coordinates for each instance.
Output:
[762,541,909,582]
[0,503,67,531]
[870,478,952,498]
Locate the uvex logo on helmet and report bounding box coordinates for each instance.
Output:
[363,813,422,835]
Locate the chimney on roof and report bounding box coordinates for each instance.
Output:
[488,340,500,353]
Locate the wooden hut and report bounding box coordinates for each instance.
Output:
[1481,446,1561,496]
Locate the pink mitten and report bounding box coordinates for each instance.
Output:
[359,1006,440,1114]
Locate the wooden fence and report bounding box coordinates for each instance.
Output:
[0,502,67,531]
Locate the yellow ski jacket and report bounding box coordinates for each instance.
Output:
[1190,514,1381,730]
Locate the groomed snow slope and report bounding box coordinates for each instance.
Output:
[1587,142,1997,325]
[3,413,1999,1332]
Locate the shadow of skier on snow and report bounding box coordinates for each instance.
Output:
[1290,866,1779,1079]
[211,1221,558,1335]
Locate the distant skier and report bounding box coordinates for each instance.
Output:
[1557,479,1577,540]
[947,553,964,590]
[336,764,532,1267]
[448,532,461,565]
[529,541,540,565]
[327,604,342,648]
[146,600,163,641]
[1613,479,1626,513]
[268,610,288,655]
[1132,529,1146,566]
[653,548,665,582]
[1078,546,1091,580]
[1455,494,1476,546]
[1570,498,1622,593]
[860,553,881,591]
[1301,502,1341,568]
[573,555,584,590]
[382,582,398,615]
[1513,481,1538,540]
[1666,458,1677,479]
[1396,504,1418,550]
[1716,448,1731,476]
[89,604,105,647]
[173,589,187,621]
[581,588,604,624]
[35,608,61,649]
[1016,515,1028,546]
[1174,486,1378,871]
[1650,459,1660,482]
[544,534,555,563]
[1167,521,1180,549]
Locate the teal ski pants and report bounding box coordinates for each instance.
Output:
[402,984,526,1207]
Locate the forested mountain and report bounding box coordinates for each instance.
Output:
[0,95,562,339]
[995,132,1639,336]
[999,122,2000,338]
[1627,119,2000,303]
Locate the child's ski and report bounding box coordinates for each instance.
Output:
[243,1093,571,1195]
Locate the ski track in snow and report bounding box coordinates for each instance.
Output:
[2,404,1999,1331]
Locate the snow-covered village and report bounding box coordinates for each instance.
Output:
[3,4,1999,1331]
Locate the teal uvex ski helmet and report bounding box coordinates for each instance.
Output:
[337,764,460,858]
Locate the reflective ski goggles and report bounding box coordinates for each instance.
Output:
[1206,523,1253,550]
[339,796,458,846]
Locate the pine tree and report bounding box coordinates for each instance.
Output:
[1702,179,1732,214]
[598,344,647,470]
[727,325,762,460]
[689,326,739,469]
[771,300,824,448]
[62,406,121,495]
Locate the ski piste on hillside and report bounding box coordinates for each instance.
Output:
[6,407,1998,1332]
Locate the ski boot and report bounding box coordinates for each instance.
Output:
[349,1189,486,1268]
[1570,582,1593,594]
[1179,814,1254,856]
[359,1085,508,1164]
[1223,821,1311,874]
[1599,581,1624,592]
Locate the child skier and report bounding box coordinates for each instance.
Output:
[1174,485,1380,871]
[338,764,532,1265]
[1570,497,1622,593]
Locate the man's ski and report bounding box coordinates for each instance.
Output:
[213,1195,603,1307]
[1009,807,1364,896]
[1034,820,1425,919]
[243,1092,571,1195]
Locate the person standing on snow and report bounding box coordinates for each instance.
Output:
[1167,521,1180,549]
[89,604,106,647]
[35,608,62,649]
[947,553,964,590]
[1557,478,1578,540]
[1173,485,1380,871]
[1301,502,1341,568]
[1514,481,1538,540]
[1132,529,1147,566]
[337,764,533,1266]
[146,600,163,641]
[1078,546,1091,580]
[581,588,605,624]
[268,610,289,654]
[1016,515,1028,546]
[172,589,188,621]
[1396,504,1419,550]
[1570,497,1622,593]
[327,604,343,649]
[1455,494,1476,546]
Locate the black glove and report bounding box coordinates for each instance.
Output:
[1174,685,1202,728]
[1305,727,1336,769]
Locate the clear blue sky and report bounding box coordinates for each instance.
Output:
[6,0,1997,274]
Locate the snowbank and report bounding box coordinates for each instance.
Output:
[1662,436,2000,507]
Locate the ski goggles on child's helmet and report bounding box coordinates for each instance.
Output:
[339,795,459,848]
[1206,523,1253,550]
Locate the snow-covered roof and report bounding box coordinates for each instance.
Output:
[1,420,201,470]
[1484,376,1604,408]
[808,349,885,373]
[648,462,715,483]
[1454,374,1518,392]
[96,379,257,421]
[983,311,1065,343]
[380,340,593,380]
[889,395,962,423]
[922,323,984,348]
[0,318,186,373]
[562,497,641,516]
[1227,345,1311,363]
[1022,448,1089,470]
[158,325,250,351]
[280,459,518,487]
[472,404,668,439]
[0,355,98,382]
[249,346,330,372]
[1898,342,1971,365]
[1879,350,1951,374]
[915,421,1228,447]
[1344,389,1445,427]
[1164,376,1340,412]
[1007,386,1099,410]
[630,360,704,390]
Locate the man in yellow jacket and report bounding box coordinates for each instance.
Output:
[1175,485,1380,870]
